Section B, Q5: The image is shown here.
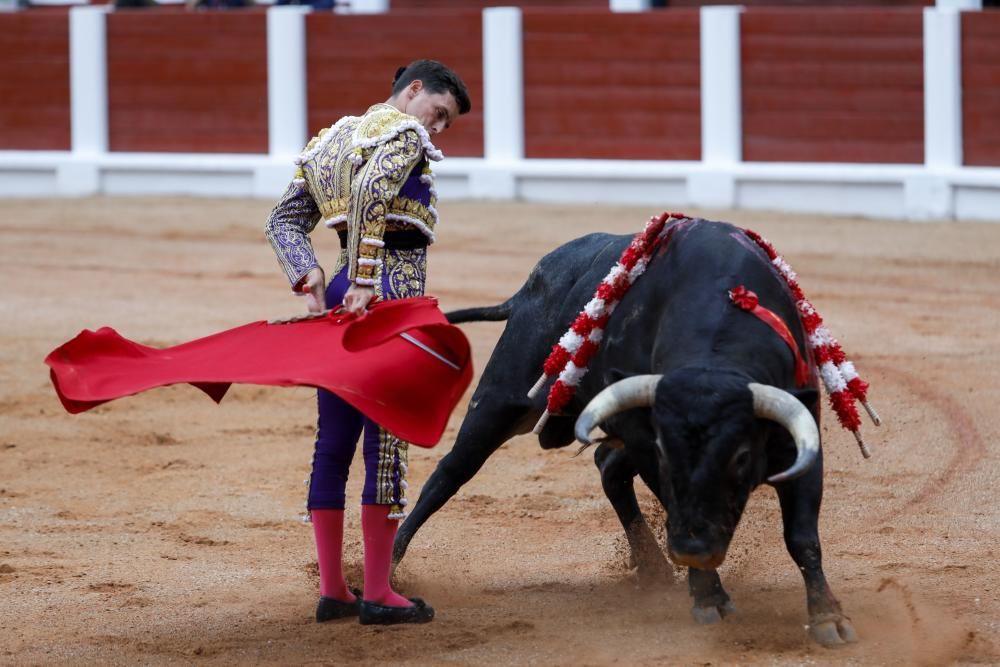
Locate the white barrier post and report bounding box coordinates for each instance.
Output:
[935,0,981,9]
[609,0,650,11]
[64,5,110,194]
[924,8,964,171]
[476,6,523,198]
[689,5,741,209]
[267,6,310,159]
[255,6,310,197]
[905,5,969,220]
[337,0,389,14]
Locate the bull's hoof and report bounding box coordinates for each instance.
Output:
[690,600,736,625]
[625,523,671,585]
[808,615,858,647]
[633,554,672,586]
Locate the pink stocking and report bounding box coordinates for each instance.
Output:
[361,504,412,607]
[311,509,355,602]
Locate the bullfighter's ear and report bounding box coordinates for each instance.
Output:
[789,387,820,414]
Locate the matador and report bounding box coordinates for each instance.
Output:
[265,59,471,626]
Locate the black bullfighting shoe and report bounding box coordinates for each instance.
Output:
[316,589,362,622]
[358,597,435,625]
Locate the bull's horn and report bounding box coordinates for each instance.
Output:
[749,383,820,484]
[574,375,662,445]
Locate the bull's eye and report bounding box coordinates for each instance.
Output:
[731,448,752,476]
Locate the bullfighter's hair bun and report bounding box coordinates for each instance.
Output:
[393,66,408,85]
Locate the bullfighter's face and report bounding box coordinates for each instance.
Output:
[399,80,460,135]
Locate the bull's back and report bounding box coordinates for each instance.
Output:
[475,232,631,399]
[514,232,631,338]
[598,219,808,386]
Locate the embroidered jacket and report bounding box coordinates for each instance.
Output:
[265,103,442,290]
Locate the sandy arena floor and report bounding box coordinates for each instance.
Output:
[1,198,998,666]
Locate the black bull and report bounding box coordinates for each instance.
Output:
[394,218,857,646]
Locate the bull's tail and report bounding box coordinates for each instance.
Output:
[445,299,513,324]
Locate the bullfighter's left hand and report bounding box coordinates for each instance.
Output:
[343,284,376,315]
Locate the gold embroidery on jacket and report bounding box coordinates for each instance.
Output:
[290,104,436,287]
[319,196,436,235]
[348,129,422,282]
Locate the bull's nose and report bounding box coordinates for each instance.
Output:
[668,538,726,569]
[668,548,725,570]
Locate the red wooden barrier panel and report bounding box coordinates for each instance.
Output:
[741,9,923,164]
[962,12,1000,167]
[107,11,268,153]
[0,13,70,151]
[306,11,484,158]
[523,9,701,160]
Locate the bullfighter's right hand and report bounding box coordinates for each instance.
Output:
[301,267,326,313]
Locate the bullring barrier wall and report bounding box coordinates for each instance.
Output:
[0,4,998,221]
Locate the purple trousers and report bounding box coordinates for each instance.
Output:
[306,248,426,515]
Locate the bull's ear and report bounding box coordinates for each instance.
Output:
[789,387,819,415]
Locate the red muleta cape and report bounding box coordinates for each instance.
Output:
[44,297,473,448]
